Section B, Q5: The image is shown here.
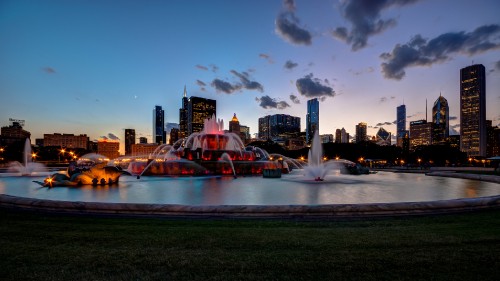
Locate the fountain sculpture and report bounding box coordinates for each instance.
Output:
[127,115,277,176]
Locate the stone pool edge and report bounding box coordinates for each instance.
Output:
[1,193,499,219]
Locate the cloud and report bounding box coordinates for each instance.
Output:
[350,66,375,76]
[283,0,295,12]
[331,0,420,51]
[379,96,395,103]
[450,124,460,135]
[196,80,206,87]
[230,70,264,92]
[376,122,393,126]
[256,95,290,109]
[449,116,458,121]
[209,64,219,73]
[284,60,299,70]
[290,94,300,104]
[295,73,335,99]
[100,133,120,141]
[380,24,500,80]
[259,53,274,64]
[275,12,312,45]
[195,65,208,71]
[211,79,241,94]
[42,67,56,74]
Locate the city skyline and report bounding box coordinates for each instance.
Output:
[1,0,500,153]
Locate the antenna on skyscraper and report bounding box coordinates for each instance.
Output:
[425,99,428,122]
[183,85,187,97]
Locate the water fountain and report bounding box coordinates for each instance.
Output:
[127,115,277,176]
[301,130,365,181]
[7,138,47,176]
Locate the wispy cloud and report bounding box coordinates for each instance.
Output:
[256,95,290,109]
[230,70,264,92]
[331,0,421,51]
[290,94,300,104]
[195,64,208,71]
[211,79,241,94]
[259,53,274,64]
[42,67,56,74]
[381,24,500,80]
[284,60,299,70]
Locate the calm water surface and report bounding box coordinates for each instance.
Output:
[0,171,499,205]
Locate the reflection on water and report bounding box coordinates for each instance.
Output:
[0,171,499,205]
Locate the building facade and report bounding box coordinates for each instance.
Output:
[187,96,216,135]
[131,143,159,157]
[258,114,300,141]
[124,129,135,155]
[460,64,486,157]
[355,122,367,143]
[97,141,120,160]
[306,98,319,144]
[43,133,89,149]
[410,120,433,149]
[376,127,391,146]
[0,120,31,145]
[432,95,449,144]
[396,104,406,147]
[486,120,500,157]
[153,105,165,144]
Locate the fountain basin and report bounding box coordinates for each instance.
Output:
[1,171,499,218]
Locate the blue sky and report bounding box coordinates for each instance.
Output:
[1,0,499,153]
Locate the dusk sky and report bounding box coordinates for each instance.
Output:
[1,0,499,153]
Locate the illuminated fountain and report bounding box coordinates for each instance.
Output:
[127,115,277,176]
[301,130,364,181]
[7,138,47,176]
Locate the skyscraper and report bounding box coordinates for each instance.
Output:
[179,86,189,139]
[187,96,216,135]
[355,122,367,143]
[153,105,165,144]
[306,98,319,144]
[460,64,486,157]
[124,129,135,155]
[396,104,406,147]
[410,120,432,149]
[258,114,300,140]
[376,127,391,146]
[229,113,241,135]
[432,94,449,144]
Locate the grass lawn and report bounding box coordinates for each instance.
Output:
[1,208,499,280]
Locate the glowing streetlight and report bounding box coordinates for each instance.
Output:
[335,156,339,160]
[323,156,328,161]
[31,153,37,161]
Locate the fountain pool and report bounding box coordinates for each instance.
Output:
[1,171,499,205]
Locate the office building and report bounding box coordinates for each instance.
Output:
[131,143,159,157]
[486,120,500,157]
[321,134,333,143]
[410,120,433,149]
[229,113,241,134]
[139,137,148,144]
[0,119,30,145]
[376,127,391,146]
[258,114,300,140]
[124,129,135,155]
[187,96,216,135]
[43,133,89,149]
[97,140,120,160]
[153,105,165,144]
[460,64,486,157]
[432,95,449,144]
[355,122,367,143]
[306,98,319,144]
[240,125,250,142]
[396,104,406,147]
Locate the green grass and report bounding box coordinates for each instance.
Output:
[1,209,499,281]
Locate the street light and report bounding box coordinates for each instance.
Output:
[31,153,37,161]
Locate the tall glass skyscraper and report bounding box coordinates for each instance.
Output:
[124,129,135,155]
[306,98,319,144]
[355,122,367,143]
[396,104,406,147]
[432,94,449,144]
[153,105,165,144]
[460,64,486,157]
[179,86,189,139]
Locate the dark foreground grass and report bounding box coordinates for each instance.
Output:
[1,209,499,281]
